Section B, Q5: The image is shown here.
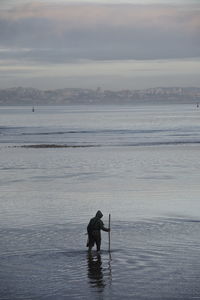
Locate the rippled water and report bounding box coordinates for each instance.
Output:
[0,105,200,299]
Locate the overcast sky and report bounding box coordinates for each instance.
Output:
[0,0,199,90]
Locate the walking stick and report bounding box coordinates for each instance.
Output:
[108,213,111,252]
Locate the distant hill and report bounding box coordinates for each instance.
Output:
[0,86,199,105]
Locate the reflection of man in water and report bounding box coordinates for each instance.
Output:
[87,252,105,290]
[87,211,110,252]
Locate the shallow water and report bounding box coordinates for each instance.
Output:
[0,105,200,299]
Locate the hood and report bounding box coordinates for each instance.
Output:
[95,210,103,219]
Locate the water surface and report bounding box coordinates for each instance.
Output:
[0,105,200,299]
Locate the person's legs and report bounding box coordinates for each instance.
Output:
[87,234,94,251]
[96,238,101,252]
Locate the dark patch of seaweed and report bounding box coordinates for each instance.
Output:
[12,144,99,149]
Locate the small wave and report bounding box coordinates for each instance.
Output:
[0,248,88,259]
[3,127,173,137]
[123,140,200,147]
[160,217,200,224]
[137,175,174,180]
[19,128,171,136]
[22,131,66,136]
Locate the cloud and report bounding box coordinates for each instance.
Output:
[0,2,199,64]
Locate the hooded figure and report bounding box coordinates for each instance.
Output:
[87,211,110,252]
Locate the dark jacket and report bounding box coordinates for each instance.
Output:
[87,211,109,235]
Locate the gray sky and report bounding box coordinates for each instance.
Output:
[0,0,199,90]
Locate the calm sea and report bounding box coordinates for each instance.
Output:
[0,105,200,299]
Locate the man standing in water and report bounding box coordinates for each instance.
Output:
[87,211,110,252]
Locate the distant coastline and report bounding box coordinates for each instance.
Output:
[0,86,199,106]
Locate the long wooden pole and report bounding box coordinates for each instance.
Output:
[108,213,111,252]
